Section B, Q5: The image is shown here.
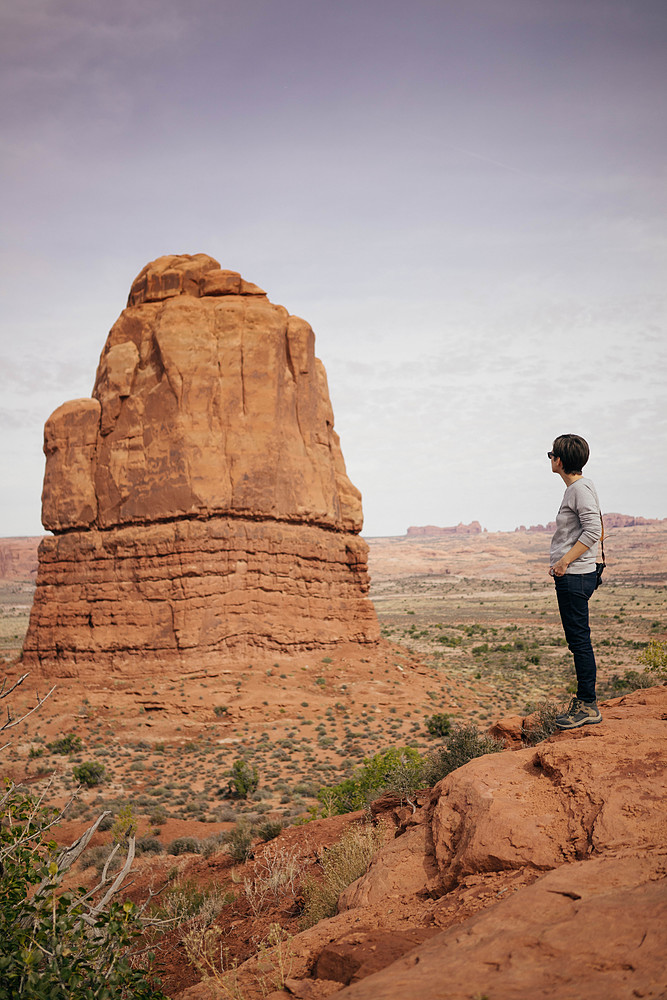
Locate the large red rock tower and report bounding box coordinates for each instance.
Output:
[23,254,379,676]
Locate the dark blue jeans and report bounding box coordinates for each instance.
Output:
[554,571,598,703]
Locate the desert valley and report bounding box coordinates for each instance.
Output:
[1,255,665,1000]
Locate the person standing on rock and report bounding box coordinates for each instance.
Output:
[548,433,603,729]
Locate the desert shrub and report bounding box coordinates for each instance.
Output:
[435,634,462,647]
[300,822,386,929]
[599,668,656,699]
[523,700,560,745]
[243,844,303,916]
[72,761,106,787]
[200,832,229,859]
[257,819,283,842]
[148,805,167,827]
[80,843,125,876]
[425,723,503,785]
[153,878,232,926]
[293,780,319,797]
[136,836,164,856]
[167,836,203,856]
[47,732,83,755]
[318,747,425,815]
[0,783,164,1000]
[111,804,137,843]
[226,820,254,863]
[425,713,451,738]
[637,640,667,678]
[228,759,259,799]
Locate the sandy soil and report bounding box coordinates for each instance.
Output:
[1,524,665,996]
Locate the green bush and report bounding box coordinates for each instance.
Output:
[72,761,106,787]
[425,713,451,738]
[47,733,83,755]
[0,783,164,1000]
[426,723,503,785]
[638,640,667,678]
[228,759,259,799]
[318,747,425,815]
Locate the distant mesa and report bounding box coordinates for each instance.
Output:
[515,513,667,533]
[23,253,379,677]
[407,514,667,538]
[406,522,483,537]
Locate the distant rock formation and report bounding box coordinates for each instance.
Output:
[23,254,379,676]
[406,521,482,538]
[517,512,667,533]
[0,538,40,581]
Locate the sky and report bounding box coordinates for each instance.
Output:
[1,0,665,539]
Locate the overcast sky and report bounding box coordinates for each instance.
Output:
[1,0,665,538]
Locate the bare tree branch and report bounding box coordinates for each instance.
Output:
[0,672,29,700]
[0,670,56,744]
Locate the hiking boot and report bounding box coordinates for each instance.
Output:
[555,697,602,730]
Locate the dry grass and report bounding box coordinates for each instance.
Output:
[300,820,388,929]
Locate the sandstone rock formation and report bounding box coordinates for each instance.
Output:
[23,254,379,676]
[201,686,667,1000]
[406,521,482,537]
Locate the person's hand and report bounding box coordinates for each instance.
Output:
[550,558,568,577]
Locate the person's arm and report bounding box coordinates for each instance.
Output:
[551,540,589,577]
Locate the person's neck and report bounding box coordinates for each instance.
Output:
[560,472,583,487]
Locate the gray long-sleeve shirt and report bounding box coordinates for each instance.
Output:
[550,477,602,574]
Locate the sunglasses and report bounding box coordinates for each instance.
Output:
[547,451,556,459]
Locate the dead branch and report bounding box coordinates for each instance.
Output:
[0,672,56,743]
[0,672,29,701]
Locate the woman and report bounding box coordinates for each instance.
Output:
[548,433,603,729]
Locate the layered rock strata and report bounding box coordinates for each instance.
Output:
[23,254,379,676]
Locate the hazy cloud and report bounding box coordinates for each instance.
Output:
[1,0,665,537]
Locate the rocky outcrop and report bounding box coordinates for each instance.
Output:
[23,254,379,676]
[213,686,667,1000]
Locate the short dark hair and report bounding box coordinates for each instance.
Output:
[552,434,590,475]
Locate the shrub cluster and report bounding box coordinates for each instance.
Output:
[73,761,106,787]
[0,783,164,1000]
[47,733,83,755]
[425,713,451,738]
[317,747,425,815]
[425,723,504,784]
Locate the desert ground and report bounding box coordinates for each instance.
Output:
[1,524,665,996]
[2,524,665,820]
